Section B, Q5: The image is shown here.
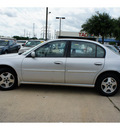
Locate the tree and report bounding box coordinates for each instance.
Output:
[13,36,29,40]
[81,12,113,44]
[113,17,120,41]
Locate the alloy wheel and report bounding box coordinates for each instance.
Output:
[101,77,117,94]
[0,72,15,89]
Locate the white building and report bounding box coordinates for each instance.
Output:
[55,31,97,41]
[55,31,92,38]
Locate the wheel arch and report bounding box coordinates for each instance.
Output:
[0,65,18,83]
[95,70,120,86]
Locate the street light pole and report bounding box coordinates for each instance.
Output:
[59,18,61,36]
[56,17,65,36]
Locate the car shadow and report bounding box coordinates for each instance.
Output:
[17,84,120,97]
[18,84,97,95]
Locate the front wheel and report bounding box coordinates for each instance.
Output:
[0,68,18,90]
[96,73,120,96]
[4,50,8,54]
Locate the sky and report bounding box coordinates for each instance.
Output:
[0,0,120,39]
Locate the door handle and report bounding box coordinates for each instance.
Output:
[54,61,63,65]
[94,62,102,66]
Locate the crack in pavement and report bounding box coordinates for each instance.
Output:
[107,97,120,112]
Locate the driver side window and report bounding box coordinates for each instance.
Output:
[35,41,66,57]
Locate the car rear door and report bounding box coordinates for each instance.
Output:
[65,41,105,85]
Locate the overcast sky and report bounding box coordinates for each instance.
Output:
[0,1,120,38]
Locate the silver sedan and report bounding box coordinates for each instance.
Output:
[0,39,120,96]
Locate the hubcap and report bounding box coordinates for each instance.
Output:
[0,72,15,88]
[101,77,117,94]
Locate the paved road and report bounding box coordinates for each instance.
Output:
[0,85,120,122]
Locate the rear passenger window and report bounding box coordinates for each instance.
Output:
[70,41,105,58]
[70,41,96,58]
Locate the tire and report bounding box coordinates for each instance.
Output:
[4,50,8,54]
[96,73,120,96]
[0,68,18,90]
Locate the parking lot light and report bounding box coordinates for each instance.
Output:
[56,17,65,36]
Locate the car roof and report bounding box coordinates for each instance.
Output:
[48,38,96,42]
[28,40,43,41]
[47,39,102,46]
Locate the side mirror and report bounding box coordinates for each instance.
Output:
[31,51,36,58]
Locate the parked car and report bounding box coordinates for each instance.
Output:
[17,40,28,46]
[18,40,44,54]
[114,45,120,52]
[0,39,21,54]
[0,39,120,96]
[105,45,120,54]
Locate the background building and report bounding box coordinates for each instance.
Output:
[56,31,120,44]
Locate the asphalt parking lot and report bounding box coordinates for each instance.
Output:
[0,84,120,122]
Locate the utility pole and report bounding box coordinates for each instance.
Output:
[33,23,35,37]
[45,7,48,41]
[24,29,26,37]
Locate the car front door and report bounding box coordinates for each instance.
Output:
[65,41,105,85]
[22,41,67,83]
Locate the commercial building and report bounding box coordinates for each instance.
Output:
[56,31,120,44]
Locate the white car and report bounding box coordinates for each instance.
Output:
[18,40,44,54]
[0,39,120,96]
[17,40,28,46]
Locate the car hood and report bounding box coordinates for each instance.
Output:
[19,46,32,54]
[22,46,31,49]
[20,46,32,51]
[0,53,21,59]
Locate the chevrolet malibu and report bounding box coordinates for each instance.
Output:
[0,39,120,96]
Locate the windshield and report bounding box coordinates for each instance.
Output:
[0,40,9,46]
[24,41,40,47]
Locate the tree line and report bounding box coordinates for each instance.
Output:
[81,11,120,44]
[13,36,44,40]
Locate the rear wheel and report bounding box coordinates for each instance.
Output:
[0,68,18,90]
[96,73,120,96]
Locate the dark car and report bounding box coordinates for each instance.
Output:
[0,40,21,54]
